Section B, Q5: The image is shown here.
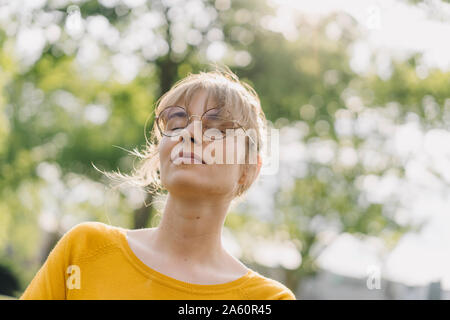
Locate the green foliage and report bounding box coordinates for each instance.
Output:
[0,0,448,297]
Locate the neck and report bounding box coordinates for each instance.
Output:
[151,192,232,266]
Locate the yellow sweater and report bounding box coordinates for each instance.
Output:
[20,222,296,300]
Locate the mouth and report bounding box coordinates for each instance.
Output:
[173,151,206,164]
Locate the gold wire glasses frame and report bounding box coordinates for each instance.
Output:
[155,105,257,147]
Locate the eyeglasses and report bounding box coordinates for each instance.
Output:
[155,105,257,146]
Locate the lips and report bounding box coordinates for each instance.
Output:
[174,151,206,164]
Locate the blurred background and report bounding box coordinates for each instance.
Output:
[1,0,450,300]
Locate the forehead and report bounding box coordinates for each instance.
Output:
[160,87,225,115]
[181,89,218,114]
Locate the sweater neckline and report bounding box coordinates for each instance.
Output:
[114,226,253,293]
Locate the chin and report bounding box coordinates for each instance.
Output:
[164,174,233,198]
[161,161,238,197]
[164,171,208,192]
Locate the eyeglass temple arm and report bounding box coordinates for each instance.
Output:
[155,115,258,147]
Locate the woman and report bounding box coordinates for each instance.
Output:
[20,68,296,300]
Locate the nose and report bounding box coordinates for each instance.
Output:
[183,119,202,145]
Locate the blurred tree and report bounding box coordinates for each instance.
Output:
[0,0,274,294]
[0,0,448,297]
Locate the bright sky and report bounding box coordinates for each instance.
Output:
[269,0,450,73]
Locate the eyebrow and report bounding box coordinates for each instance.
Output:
[204,107,221,113]
[167,109,186,119]
[173,105,223,116]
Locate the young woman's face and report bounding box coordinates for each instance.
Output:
[158,89,247,199]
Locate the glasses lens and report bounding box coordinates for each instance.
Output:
[203,108,237,140]
[158,106,188,136]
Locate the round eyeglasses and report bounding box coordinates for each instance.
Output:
[155,106,257,146]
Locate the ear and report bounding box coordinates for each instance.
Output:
[256,154,262,177]
[238,167,247,184]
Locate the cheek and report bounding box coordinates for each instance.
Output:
[158,137,178,180]
[211,161,243,189]
[159,136,181,160]
[158,139,168,167]
[204,136,247,164]
[203,138,245,185]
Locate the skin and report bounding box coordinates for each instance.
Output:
[126,89,262,284]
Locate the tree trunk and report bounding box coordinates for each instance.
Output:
[131,4,179,230]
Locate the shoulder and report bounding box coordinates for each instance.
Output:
[62,221,121,261]
[64,221,113,241]
[243,270,297,300]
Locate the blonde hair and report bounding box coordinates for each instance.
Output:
[93,66,267,207]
